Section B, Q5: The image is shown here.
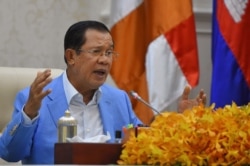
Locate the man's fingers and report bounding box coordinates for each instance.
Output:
[202,94,207,105]
[181,85,191,100]
[198,89,205,99]
[28,70,52,108]
[39,89,52,99]
[25,70,53,119]
[35,69,51,84]
[196,90,207,105]
[31,69,52,93]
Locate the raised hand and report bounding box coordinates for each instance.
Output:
[24,69,52,119]
[178,85,206,113]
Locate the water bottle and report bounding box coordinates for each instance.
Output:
[58,110,77,143]
[115,130,122,143]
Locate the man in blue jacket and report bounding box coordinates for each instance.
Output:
[0,20,206,164]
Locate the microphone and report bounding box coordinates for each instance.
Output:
[129,90,162,115]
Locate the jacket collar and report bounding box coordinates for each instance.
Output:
[46,75,68,127]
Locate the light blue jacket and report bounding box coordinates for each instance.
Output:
[0,74,142,164]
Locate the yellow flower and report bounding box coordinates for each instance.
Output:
[119,103,250,165]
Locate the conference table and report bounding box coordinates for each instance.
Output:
[54,142,123,165]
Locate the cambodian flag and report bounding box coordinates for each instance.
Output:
[210,0,250,107]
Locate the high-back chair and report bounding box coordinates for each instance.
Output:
[0,67,64,133]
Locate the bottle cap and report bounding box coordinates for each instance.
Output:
[115,130,121,139]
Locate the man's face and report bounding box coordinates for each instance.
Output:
[67,29,114,93]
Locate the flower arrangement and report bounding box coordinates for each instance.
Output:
[118,103,250,165]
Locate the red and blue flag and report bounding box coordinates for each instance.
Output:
[210,0,250,107]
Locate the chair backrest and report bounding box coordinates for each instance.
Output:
[0,67,64,132]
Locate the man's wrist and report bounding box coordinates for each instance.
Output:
[23,106,38,119]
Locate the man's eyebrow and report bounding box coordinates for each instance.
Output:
[89,45,114,50]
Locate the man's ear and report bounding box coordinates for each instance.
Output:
[65,49,76,65]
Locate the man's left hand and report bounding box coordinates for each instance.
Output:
[178,86,206,113]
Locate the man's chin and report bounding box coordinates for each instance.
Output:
[93,81,105,88]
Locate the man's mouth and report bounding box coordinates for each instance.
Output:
[93,69,107,76]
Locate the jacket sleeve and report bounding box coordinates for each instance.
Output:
[0,88,38,162]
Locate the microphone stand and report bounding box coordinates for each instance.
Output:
[129,91,162,116]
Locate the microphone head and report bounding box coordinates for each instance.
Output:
[129,90,161,116]
[129,90,140,99]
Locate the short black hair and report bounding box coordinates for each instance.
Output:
[64,20,111,63]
